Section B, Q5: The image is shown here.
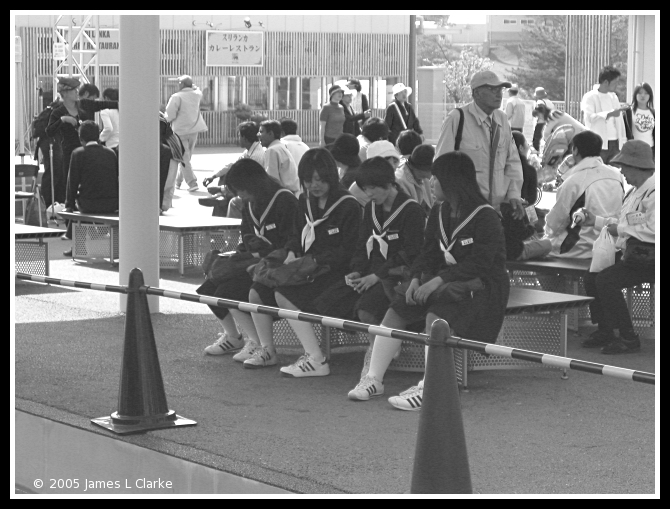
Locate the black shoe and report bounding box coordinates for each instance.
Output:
[581,329,615,348]
[63,248,72,257]
[601,337,641,355]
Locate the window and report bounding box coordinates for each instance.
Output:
[247,76,270,110]
[375,76,399,111]
[301,77,321,110]
[503,19,518,25]
[275,77,297,110]
[520,19,535,25]
[217,76,242,111]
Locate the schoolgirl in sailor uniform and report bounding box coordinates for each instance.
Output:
[196,159,298,359]
[316,156,426,348]
[242,148,361,375]
[347,151,509,410]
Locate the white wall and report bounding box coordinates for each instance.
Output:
[15,14,410,34]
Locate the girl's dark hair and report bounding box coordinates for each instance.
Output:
[432,152,490,211]
[298,148,343,195]
[355,156,396,189]
[631,82,654,112]
[225,158,282,203]
[396,129,422,157]
[361,117,389,142]
[102,88,118,101]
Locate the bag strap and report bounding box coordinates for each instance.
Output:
[371,198,418,234]
[393,102,408,130]
[248,188,293,231]
[454,108,465,151]
[438,203,494,251]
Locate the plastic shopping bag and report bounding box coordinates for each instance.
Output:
[590,228,617,273]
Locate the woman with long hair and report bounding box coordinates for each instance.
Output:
[347,151,509,410]
[198,159,298,361]
[624,82,655,159]
[237,148,361,375]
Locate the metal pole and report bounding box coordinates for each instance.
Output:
[409,15,416,106]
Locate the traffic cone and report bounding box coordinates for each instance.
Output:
[410,319,472,494]
[91,268,196,434]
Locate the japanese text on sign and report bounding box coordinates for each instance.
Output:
[206,31,264,67]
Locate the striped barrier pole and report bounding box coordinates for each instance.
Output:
[15,272,655,385]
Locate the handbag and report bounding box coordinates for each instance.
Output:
[25,187,48,227]
[589,228,617,273]
[251,248,331,288]
[622,237,654,268]
[393,273,484,304]
[202,249,258,285]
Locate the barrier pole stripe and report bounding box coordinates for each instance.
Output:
[16,273,655,385]
[15,272,128,294]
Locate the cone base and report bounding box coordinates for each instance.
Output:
[91,412,196,435]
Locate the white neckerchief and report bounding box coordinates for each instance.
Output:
[438,203,493,265]
[301,194,357,253]
[248,188,293,243]
[366,198,417,259]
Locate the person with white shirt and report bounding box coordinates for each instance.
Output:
[543,130,625,259]
[258,119,301,195]
[624,82,655,159]
[580,66,628,164]
[99,88,119,150]
[279,118,310,167]
[505,85,525,133]
[579,140,655,355]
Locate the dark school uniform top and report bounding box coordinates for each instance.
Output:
[285,188,361,272]
[238,188,299,254]
[409,201,509,342]
[349,190,426,278]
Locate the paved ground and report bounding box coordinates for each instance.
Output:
[13,148,658,495]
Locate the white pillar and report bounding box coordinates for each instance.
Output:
[119,15,160,313]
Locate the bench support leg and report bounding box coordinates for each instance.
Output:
[560,313,569,380]
[178,234,184,277]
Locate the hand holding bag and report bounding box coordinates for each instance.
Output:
[590,228,617,273]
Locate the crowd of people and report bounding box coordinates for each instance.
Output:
[31,66,655,410]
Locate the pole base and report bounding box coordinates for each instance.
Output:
[91,410,196,435]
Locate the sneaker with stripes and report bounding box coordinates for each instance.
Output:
[232,340,260,362]
[387,383,423,411]
[242,346,277,369]
[204,333,244,356]
[347,375,384,401]
[280,354,330,378]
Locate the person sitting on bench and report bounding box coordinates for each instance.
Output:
[62,121,119,257]
[347,151,509,411]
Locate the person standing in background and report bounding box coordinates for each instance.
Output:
[347,78,370,130]
[99,88,119,154]
[505,84,525,133]
[320,85,346,146]
[624,82,655,159]
[165,75,208,192]
[531,87,554,152]
[580,66,628,164]
[384,83,423,146]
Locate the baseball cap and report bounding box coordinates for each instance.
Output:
[471,71,511,90]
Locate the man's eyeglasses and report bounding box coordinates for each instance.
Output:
[480,85,505,92]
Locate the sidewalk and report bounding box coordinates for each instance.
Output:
[13,148,657,495]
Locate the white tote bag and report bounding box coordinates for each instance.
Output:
[590,228,617,273]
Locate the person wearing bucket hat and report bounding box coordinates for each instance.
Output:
[396,144,436,214]
[384,82,423,146]
[435,70,525,219]
[579,139,655,354]
[320,85,346,146]
[531,86,555,151]
[328,133,362,188]
[46,77,118,216]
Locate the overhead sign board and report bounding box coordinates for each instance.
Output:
[206,30,264,67]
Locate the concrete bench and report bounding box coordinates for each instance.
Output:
[507,258,655,339]
[269,287,593,389]
[15,225,66,277]
[57,211,242,276]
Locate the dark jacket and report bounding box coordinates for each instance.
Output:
[341,102,367,137]
[285,189,361,272]
[520,154,538,205]
[65,143,119,210]
[384,99,423,145]
[411,202,509,341]
[46,99,119,155]
[350,190,425,278]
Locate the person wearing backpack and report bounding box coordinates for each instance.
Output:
[31,97,63,208]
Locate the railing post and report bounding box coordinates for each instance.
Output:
[410,319,472,494]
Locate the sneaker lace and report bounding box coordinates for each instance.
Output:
[291,353,310,369]
[213,332,228,346]
[355,375,378,390]
[399,385,422,397]
[241,340,257,354]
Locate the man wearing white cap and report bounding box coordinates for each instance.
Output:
[435,70,525,218]
[532,86,554,151]
[165,75,208,192]
[505,84,525,133]
[384,83,423,146]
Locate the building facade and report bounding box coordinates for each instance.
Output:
[15,14,410,145]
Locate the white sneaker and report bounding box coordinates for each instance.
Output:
[280,354,330,378]
[387,383,423,411]
[204,333,244,356]
[188,185,199,192]
[347,375,384,401]
[243,346,277,369]
[232,340,260,362]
